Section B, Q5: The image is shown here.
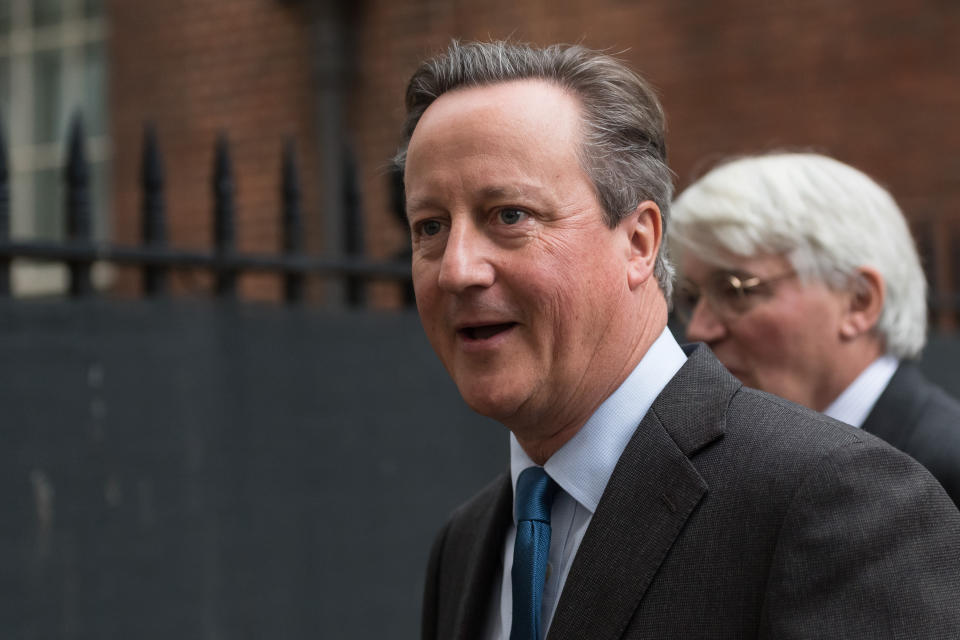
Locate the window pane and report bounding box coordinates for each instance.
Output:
[0,1,11,34]
[83,42,106,136]
[0,55,9,135]
[11,172,31,237]
[32,0,62,28]
[84,0,104,19]
[34,168,64,241]
[33,49,63,144]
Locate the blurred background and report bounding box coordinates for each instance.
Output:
[1,0,958,637]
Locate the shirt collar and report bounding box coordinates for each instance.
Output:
[823,354,899,428]
[510,326,687,517]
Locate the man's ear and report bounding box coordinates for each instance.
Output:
[625,200,662,290]
[839,266,885,340]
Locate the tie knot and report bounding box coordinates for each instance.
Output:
[515,467,558,523]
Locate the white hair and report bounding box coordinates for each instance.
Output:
[669,153,927,358]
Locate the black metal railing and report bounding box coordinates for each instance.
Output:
[0,122,9,296]
[0,112,412,305]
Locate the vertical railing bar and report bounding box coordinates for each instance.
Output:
[65,111,92,297]
[282,138,304,303]
[142,123,168,296]
[213,133,236,297]
[389,165,414,306]
[342,144,364,307]
[0,119,10,296]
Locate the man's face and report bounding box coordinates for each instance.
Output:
[404,80,636,432]
[680,252,850,410]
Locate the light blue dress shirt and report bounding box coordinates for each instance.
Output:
[487,327,688,640]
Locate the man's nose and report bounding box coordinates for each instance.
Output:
[685,297,728,344]
[437,224,496,293]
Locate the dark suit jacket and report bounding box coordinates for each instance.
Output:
[422,345,960,639]
[862,362,960,506]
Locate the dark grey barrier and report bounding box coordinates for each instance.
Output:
[5,300,959,639]
[0,300,505,639]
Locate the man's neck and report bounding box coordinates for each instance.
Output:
[813,337,886,412]
[822,353,899,427]
[512,310,669,465]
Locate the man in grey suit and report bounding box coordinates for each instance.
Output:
[397,41,960,639]
[670,153,960,506]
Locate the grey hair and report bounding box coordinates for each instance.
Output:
[669,153,928,359]
[394,40,675,300]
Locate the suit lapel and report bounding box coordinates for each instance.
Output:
[450,473,513,640]
[547,345,738,640]
[861,363,929,449]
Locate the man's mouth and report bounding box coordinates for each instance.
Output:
[458,323,517,341]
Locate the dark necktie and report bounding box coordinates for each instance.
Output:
[510,466,559,640]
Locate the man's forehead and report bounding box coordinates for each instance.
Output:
[404,80,587,206]
[411,79,582,142]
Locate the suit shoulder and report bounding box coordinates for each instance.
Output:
[758,425,960,636]
[868,364,960,446]
[729,386,875,454]
[913,375,960,437]
[713,386,949,506]
[897,374,960,504]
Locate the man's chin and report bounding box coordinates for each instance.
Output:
[456,384,525,423]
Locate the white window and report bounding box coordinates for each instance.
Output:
[0,0,109,294]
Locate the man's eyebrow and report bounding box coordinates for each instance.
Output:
[405,183,546,218]
[477,184,540,200]
[477,185,517,199]
[405,195,445,218]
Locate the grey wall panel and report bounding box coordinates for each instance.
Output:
[0,300,505,639]
[5,301,957,638]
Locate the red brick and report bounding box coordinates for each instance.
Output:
[107,0,960,315]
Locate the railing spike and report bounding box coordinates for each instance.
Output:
[281,138,304,303]
[0,119,10,296]
[65,111,92,297]
[213,132,236,297]
[342,144,364,307]
[142,123,167,295]
[389,165,414,306]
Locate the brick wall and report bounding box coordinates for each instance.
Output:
[108,0,960,315]
[109,0,323,301]
[350,0,960,316]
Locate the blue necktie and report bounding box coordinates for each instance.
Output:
[510,467,559,640]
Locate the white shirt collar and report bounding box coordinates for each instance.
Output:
[509,326,687,517]
[823,354,899,428]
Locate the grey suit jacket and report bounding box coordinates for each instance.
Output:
[862,362,960,506]
[422,345,960,639]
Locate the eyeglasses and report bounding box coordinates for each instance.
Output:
[673,270,796,324]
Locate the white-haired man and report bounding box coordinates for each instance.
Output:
[670,152,960,505]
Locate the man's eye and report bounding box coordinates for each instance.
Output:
[420,220,443,236]
[498,208,526,225]
[717,283,743,301]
